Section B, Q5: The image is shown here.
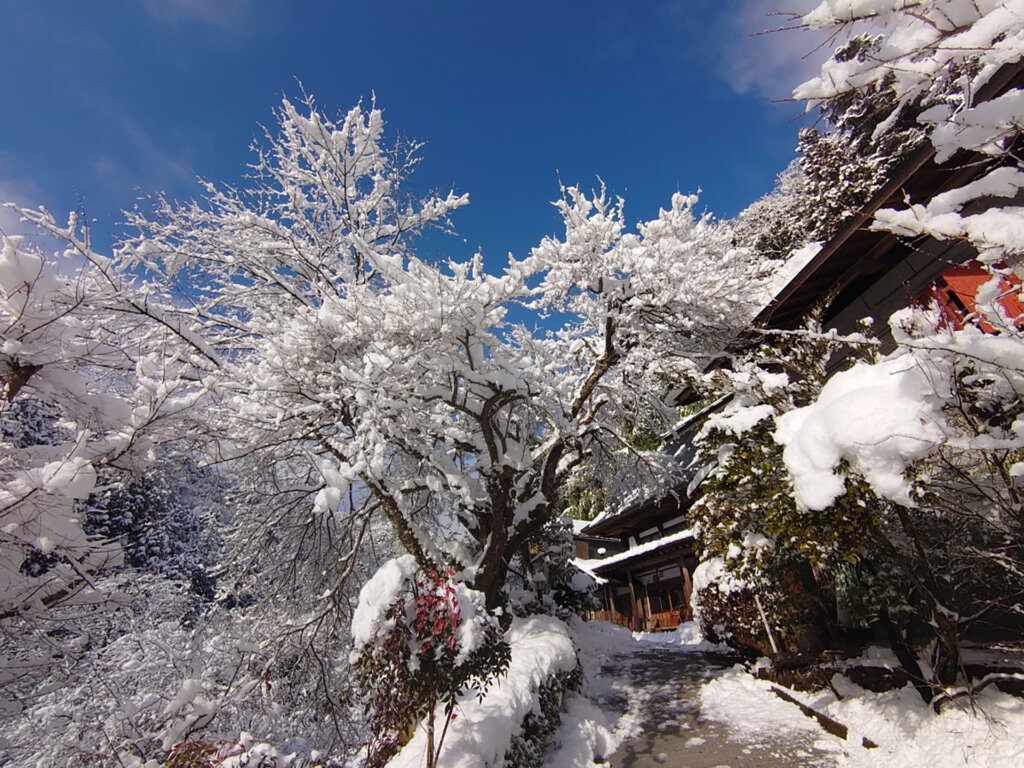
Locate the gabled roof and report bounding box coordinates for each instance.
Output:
[753,61,1024,333]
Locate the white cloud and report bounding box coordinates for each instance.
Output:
[143,0,251,28]
[718,1,832,102]
[98,115,196,192]
[0,171,47,239]
[0,172,67,259]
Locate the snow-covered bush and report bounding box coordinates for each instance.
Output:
[503,662,583,768]
[691,295,1024,689]
[691,557,773,657]
[387,615,578,768]
[688,305,881,655]
[350,556,510,768]
[773,308,1024,685]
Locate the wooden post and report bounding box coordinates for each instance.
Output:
[627,570,639,632]
[680,557,693,621]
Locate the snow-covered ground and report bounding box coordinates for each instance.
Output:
[552,620,1024,768]
[555,620,832,767]
[383,618,1024,767]
[701,660,1024,768]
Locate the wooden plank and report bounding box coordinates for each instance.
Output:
[770,686,877,749]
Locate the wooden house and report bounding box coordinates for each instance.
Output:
[574,60,1024,633]
[576,405,720,632]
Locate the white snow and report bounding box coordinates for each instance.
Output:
[633,620,732,653]
[692,557,747,596]
[568,615,637,656]
[576,528,695,573]
[704,403,775,437]
[349,554,419,652]
[544,693,620,768]
[699,657,1024,768]
[767,241,823,298]
[774,355,947,510]
[699,663,833,740]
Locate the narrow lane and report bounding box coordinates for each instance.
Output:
[592,646,836,768]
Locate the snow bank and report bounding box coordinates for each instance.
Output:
[699,664,833,739]
[568,615,637,656]
[634,620,732,653]
[700,661,1024,768]
[389,615,577,768]
[544,692,620,768]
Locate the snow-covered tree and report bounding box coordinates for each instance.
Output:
[3,92,781,760]
[0,231,204,633]
[735,0,1024,697]
[796,0,1024,267]
[733,161,815,261]
[6,95,774,614]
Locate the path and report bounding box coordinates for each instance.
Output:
[592,644,836,768]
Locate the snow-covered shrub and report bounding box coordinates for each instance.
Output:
[766,0,1024,701]
[775,307,1024,683]
[692,296,1023,675]
[387,615,578,768]
[688,307,879,656]
[504,663,583,768]
[691,558,772,657]
[350,557,510,768]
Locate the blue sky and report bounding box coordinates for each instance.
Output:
[0,0,822,266]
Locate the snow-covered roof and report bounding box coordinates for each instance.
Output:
[567,516,620,540]
[583,528,695,573]
[764,242,822,304]
[570,557,607,586]
[582,398,728,538]
[660,394,732,444]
